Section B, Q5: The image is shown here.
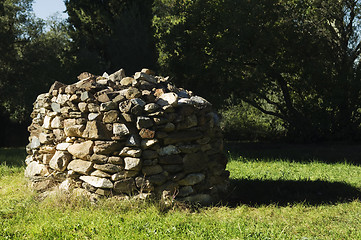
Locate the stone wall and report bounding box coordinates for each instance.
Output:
[25,68,229,204]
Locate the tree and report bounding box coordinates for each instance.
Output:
[153,0,361,141]
[0,0,73,146]
[65,0,157,75]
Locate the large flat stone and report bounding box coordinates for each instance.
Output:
[67,141,94,160]
[93,163,123,173]
[68,159,93,174]
[93,141,123,155]
[80,176,113,188]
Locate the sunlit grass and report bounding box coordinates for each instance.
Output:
[0,147,361,239]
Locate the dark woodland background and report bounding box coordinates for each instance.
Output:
[2,0,361,146]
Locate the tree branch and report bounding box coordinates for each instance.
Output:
[243,98,286,121]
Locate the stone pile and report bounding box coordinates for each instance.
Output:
[25,68,229,204]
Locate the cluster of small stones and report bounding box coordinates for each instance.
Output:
[25,68,229,204]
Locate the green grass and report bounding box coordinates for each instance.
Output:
[1,145,361,239]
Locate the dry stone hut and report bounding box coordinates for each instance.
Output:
[25,68,229,204]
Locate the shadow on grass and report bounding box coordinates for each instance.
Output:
[224,178,361,207]
[225,141,361,165]
[0,148,26,167]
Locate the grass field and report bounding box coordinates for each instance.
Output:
[1,144,361,239]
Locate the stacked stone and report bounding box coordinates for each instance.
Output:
[25,68,229,204]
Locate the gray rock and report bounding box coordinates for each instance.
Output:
[102,110,119,123]
[144,103,159,113]
[113,178,137,193]
[100,101,117,112]
[111,171,139,181]
[142,165,163,176]
[119,147,142,157]
[113,123,130,136]
[178,173,205,186]
[131,98,146,107]
[158,145,180,156]
[120,77,135,86]
[82,121,112,140]
[126,134,141,147]
[93,163,123,173]
[56,143,71,151]
[108,156,123,165]
[125,87,141,99]
[50,116,63,129]
[136,116,153,129]
[56,94,70,104]
[177,115,198,130]
[124,157,142,171]
[25,161,48,178]
[158,154,183,165]
[183,152,208,173]
[42,115,53,129]
[135,177,154,191]
[93,141,123,155]
[64,124,85,137]
[178,186,193,197]
[109,68,125,81]
[88,113,101,121]
[80,91,91,101]
[80,176,113,188]
[95,188,111,197]
[134,72,157,83]
[189,96,211,109]
[39,132,53,144]
[157,92,178,107]
[51,102,61,112]
[68,160,93,174]
[162,122,176,132]
[178,144,201,153]
[119,100,132,113]
[90,170,111,178]
[162,164,183,173]
[142,150,158,159]
[140,139,158,149]
[163,131,203,145]
[78,102,88,112]
[49,151,72,171]
[147,174,167,186]
[67,141,94,160]
[181,194,213,205]
[88,103,99,112]
[90,154,108,164]
[30,137,41,149]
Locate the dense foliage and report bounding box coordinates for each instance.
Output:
[1,0,361,144]
[65,0,157,75]
[0,0,71,122]
[153,0,361,141]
